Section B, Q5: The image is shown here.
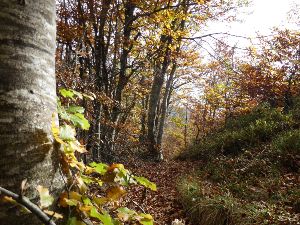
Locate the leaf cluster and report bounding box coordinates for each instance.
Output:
[40,89,157,225]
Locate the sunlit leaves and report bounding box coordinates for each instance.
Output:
[89,162,108,175]
[57,89,90,130]
[93,197,108,206]
[59,191,82,208]
[138,213,154,225]
[117,208,154,225]
[69,113,90,130]
[60,125,76,141]
[117,207,137,221]
[36,185,54,209]
[133,176,157,191]
[89,207,114,225]
[66,105,85,114]
[76,176,88,193]
[53,88,156,225]
[59,89,76,100]
[106,186,126,201]
[51,118,64,144]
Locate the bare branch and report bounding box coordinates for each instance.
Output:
[182,32,251,40]
[0,186,56,225]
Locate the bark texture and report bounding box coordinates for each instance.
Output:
[0,1,63,224]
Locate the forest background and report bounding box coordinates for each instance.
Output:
[55,0,299,161]
[0,0,299,224]
[55,0,300,223]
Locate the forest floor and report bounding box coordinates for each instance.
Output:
[123,159,201,225]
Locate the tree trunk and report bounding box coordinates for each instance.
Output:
[147,47,170,159]
[0,1,63,224]
[139,95,148,143]
[156,63,177,159]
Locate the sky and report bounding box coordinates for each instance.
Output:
[188,0,299,97]
[204,0,298,46]
[232,0,297,36]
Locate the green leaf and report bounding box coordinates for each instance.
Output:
[66,105,85,114]
[67,217,77,225]
[81,175,94,185]
[139,214,154,225]
[115,167,132,186]
[90,207,114,225]
[82,196,92,205]
[58,106,71,121]
[70,113,90,130]
[59,88,84,100]
[67,217,85,225]
[64,198,78,206]
[60,125,76,141]
[59,89,75,99]
[89,162,108,175]
[36,185,54,208]
[117,207,137,221]
[133,176,157,191]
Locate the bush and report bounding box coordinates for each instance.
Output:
[272,129,300,171]
[181,104,293,159]
[272,129,300,155]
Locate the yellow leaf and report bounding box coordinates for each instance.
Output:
[106,186,126,201]
[84,166,95,175]
[70,140,87,153]
[1,196,16,204]
[36,185,54,208]
[59,191,82,207]
[51,115,64,144]
[93,197,108,206]
[107,163,124,172]
[76,176,88,193]
[43,210,64,219]
[79,205,92,212]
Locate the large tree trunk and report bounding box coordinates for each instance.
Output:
[147,47,170,159]
[0,1,63,224]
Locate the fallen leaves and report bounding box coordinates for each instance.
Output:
[122,159,201,225]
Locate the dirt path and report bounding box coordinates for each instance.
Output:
[124,160,201,225]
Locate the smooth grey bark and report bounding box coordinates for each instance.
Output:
[0,1,63,224]
[156,63,177,154]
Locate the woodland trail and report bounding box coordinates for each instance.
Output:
[124,159,202,225]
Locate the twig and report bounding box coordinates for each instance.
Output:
[0,186,56,225]
[131,200,146,213]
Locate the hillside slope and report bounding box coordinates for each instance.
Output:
[178,105,300,225]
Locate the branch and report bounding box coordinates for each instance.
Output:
[131,2,197,22]
[0,186,56,225]
[182,32,251,40]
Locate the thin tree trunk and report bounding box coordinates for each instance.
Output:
[156,63,177,159]
[140,95,148,142]
[0,1,63,224]
[184,104,188,149]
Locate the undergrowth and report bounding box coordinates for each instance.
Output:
[178,104,300,225]
[180,104,294,160]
